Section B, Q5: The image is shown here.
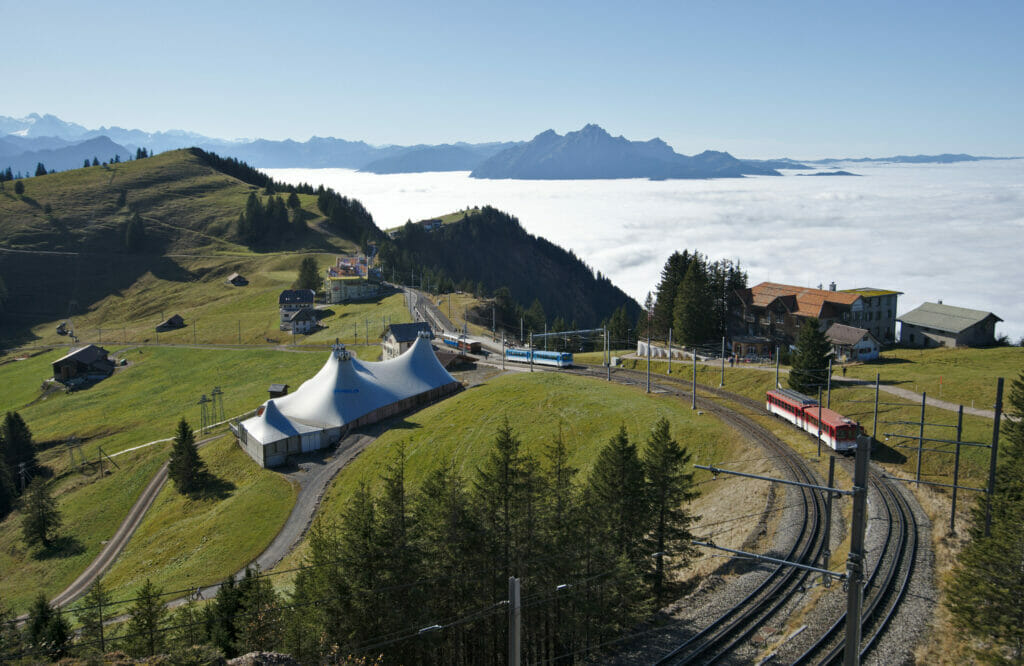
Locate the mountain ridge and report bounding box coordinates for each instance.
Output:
[1,113,1018,176]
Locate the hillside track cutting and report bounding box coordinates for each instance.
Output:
[567,364,827,664]
[570,364,925,664]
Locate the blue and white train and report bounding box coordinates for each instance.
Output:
[504,348,573,368]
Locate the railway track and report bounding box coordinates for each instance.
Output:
[569,363,920,664]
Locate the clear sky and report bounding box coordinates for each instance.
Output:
[3,0,1022,158]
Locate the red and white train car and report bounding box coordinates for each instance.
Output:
[766,388,860,453]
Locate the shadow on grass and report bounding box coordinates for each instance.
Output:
[188,471,236,500]
[870,440,908,464]
[33,535,86,560]
[863,357,914,366]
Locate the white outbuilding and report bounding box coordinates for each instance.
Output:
[235,334,460,467]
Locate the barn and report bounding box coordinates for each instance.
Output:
[234,333,460,467]
[52,344,115,383]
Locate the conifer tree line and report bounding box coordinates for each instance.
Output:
[946,371,1024,663]
[377,206,640,330]
[1,418,699,663]
[649,250,747,346]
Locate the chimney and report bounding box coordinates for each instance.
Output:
[829,281,837,291]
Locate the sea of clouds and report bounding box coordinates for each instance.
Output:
[265,160,1024,341]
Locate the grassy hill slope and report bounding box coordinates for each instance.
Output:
[0,149,361,344]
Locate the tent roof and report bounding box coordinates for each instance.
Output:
[242,400,320,444]
[243,336,458,441]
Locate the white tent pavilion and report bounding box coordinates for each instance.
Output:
[235,334,460,467]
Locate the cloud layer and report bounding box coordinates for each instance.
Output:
[266,161,1024,341]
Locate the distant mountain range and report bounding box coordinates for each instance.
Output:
[0,113,1018,179]
[470,124,780,179]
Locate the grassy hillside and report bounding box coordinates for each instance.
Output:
[1,250,411,350]
[0,149,362,345]
[271,371,770,582]
[612,351,1017,495]
[96,435,295,605]
[0,446,168,614]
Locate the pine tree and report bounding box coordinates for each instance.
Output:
[337,483,386,646]
[788,318,831,394]
[947,372,1024,661]
[673,258,712,346]
[287,191,301,209]
[587,425,648,563]
[83,158,91,168]
[170,596,208,650]
[375,446,422,661]
[641,417,699,599]
[13,180,23,196]
[25,592,70,659]
[234,567,281,653]
[1,411,37,483]
[652,251,692,338]
[295,256,320,291]
[77,580,112,654]
[0,456,14,519]
[0,599,24,662]
[206,576,243,657]
[34,163,47,177]
[21,476,61,549]
[125,578,168,657]
[168,418,205,494]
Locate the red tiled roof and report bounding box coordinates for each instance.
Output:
[750,282,860,318]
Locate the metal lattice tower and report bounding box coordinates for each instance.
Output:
[197,394,212,434]
[211,386,225,422]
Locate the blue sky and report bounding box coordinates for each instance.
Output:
[4,0,1022,158]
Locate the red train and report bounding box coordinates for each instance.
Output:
[766,388,860,453]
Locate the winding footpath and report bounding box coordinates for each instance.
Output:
[45,430,374,613]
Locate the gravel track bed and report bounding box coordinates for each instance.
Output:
[565,365,935,664]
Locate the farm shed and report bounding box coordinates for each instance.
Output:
[234,334,460,468]
[898,302,1002,348]
[227,272,248,286]
[156,314,185,332]
[52,344,115,382]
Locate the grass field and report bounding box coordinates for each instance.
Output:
[0,446,168,614]
[843,345,1024,409]
[610,355,1003,498]
[96,435,296,606]
[0,347,333,465]
[271,370,766,583]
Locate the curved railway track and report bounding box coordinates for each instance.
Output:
[569,363,920,664]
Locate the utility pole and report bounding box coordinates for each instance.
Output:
[501,332,505,370]
[193,320,197,344]
[668,328,672,374]
[915,392,926,485]
[951,405,963,533]
[823,455,835,577]
[843,434,871,666]
[508,576,521,666]
[817,386,823,457]
[18,462,27,492]
[827,357,834,408]
[520,318,524,345]
[691,352,697,410]
[720,336,725,387]
[775,346,780,388]
[238,321,241,345]
[529,333,533,373]
[984,377,1004,537]
[646,328,651,394]
[605,328,610,381]
[872,373,880,444]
